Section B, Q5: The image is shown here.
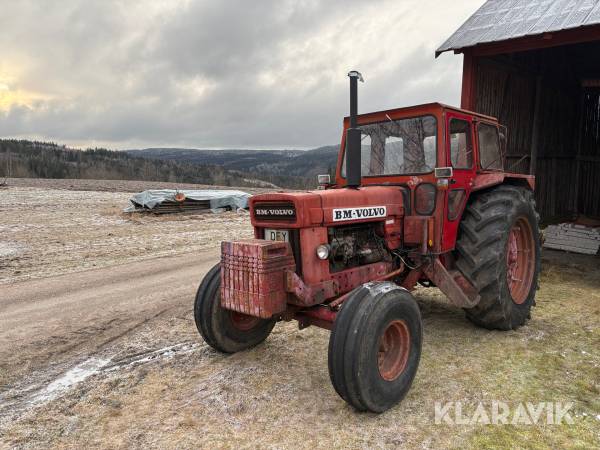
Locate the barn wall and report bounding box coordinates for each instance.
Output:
[470,44,597,220]
[531,59,580,219]
[474,58,536,167]
[578,89,600,216]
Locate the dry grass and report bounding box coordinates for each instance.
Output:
[1,182,599,448]
[3,250,599,449]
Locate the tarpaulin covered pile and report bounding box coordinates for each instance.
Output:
[124,189,251,214]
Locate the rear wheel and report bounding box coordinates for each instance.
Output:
[328,282,422,412]
[194,263,276,353]
[455,185,541,330]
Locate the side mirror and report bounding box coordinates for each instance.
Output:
[435,167,453,178]
[317,174,331,189]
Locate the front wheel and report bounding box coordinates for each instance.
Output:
[194,263,276,353]
[328,282,423,412]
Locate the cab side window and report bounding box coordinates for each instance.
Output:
[449,119,473,169]
[478,123,503,170]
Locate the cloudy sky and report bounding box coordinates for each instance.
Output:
[0,0,483,150]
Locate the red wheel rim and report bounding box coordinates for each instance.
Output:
[377,319,411,381]
[506,217,535,305]
[229,311,260,331]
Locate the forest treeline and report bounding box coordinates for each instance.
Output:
[0,139,323,189]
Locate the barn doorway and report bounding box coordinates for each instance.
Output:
[469,40,600,220]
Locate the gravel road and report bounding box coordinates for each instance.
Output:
[0,250,219,390]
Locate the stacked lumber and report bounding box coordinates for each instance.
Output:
[543,223,600,255]
[147,198,212,214]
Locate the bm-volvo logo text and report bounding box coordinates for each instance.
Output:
[255,208,295,216]
[333,206,387,222]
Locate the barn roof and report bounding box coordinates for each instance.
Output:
[436,0,600,56]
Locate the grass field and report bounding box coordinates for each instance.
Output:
[1,180,599,448]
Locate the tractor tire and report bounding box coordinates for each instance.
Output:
[194,263,276,353]
[455,185,541,330]
[328,282,422,413]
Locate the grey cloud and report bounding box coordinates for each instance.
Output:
[0,0,484,149]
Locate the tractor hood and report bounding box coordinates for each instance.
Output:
[249,186,405,228]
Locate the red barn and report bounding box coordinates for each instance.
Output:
[437,0,600,219]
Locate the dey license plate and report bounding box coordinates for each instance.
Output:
[264,228,289,242]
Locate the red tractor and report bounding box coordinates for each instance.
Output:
[194,71,541,412]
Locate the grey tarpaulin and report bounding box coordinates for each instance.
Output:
[124,189,251,213]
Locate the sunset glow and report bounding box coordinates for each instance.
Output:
[0,85,48,111]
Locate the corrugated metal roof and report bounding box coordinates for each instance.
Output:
[437,0,600,55]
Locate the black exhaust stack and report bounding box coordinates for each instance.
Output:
[346,70,363,188]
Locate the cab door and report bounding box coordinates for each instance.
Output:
[441,111,478,252]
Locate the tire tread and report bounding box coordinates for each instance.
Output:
[454,185,541,330]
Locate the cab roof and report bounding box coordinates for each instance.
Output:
[343,102,498,124]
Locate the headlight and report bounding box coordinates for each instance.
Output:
[316,244,330,260]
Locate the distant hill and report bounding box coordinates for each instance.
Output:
[0,140,281,189]
[126,145,340,184]
[0,140,339,189]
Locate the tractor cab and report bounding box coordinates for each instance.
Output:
[332,102,512,254]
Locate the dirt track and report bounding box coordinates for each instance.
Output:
[0,250,219,390]
[1,180,599,448]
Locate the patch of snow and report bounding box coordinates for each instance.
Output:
[0,342,200,423]
[105,342,199,371]
[31,357,111,405]
[0,241,25,258]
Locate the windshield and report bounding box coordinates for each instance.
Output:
[342,115,437,177]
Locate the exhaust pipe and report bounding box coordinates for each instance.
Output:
[346,70,363,188]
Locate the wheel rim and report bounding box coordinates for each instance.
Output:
[229,311,260,331]
[377,319,410,381]
[506,217,535,305]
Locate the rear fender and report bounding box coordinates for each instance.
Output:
[471,172,535,192]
